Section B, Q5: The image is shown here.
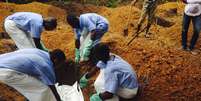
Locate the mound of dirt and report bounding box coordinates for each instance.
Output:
[0,1,201,101]
[0,82,26,101]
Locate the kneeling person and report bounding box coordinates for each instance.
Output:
[80,43,139,101]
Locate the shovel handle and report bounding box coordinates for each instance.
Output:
[127,26,148,46]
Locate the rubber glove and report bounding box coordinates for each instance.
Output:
[40,41,49,52]
[90,93,102,101]
[79,73,88,88]
[82,39,93,61]
[75,48,80,63]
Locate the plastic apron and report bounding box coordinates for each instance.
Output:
[79,30,91,61]
[55,81,84,101]
[4,20,36,49]
[94,69,119,101]
[0,68,56,101]
[94,69,138,101]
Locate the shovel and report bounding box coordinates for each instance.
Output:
[127,26,147,46]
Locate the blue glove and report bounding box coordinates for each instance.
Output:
[79,73,88,88]
[90,93,102,101]
[75,48,80,63]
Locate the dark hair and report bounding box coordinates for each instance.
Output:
[43,17,57,30]
[50,49,66,62]
[66,14,80,28]
[92,43,110,63]
[55,59,79,86]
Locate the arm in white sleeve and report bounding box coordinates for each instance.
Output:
[187,0,201,4]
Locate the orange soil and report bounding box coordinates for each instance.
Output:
[0,2,201,101]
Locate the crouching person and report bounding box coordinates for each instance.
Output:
[4,12,57,51]
[67,13,109,63]
[0,48,63,101]
[80,43,139,101]
[54,58,84,101]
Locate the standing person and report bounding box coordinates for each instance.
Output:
[133,0,159,37]
[4,12,57,51]
[0,49,65,101]
[80,43,139,101]
[66,13,109,63]
[181,0,201,55]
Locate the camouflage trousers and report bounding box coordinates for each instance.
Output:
[138,0,158,27]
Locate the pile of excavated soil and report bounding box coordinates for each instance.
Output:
[0,1,201,101]
[0,82,26,101]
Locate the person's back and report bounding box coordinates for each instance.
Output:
[85,43,139,101]
[0,48,55,85]
[79,13,109,31]
[0,48,59,101]
[97,55,138,92]
[4,12,43,49]
[67,13,109,63]
[4,12,57,50]
[108,55,138,89]
[5,12,43,37]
